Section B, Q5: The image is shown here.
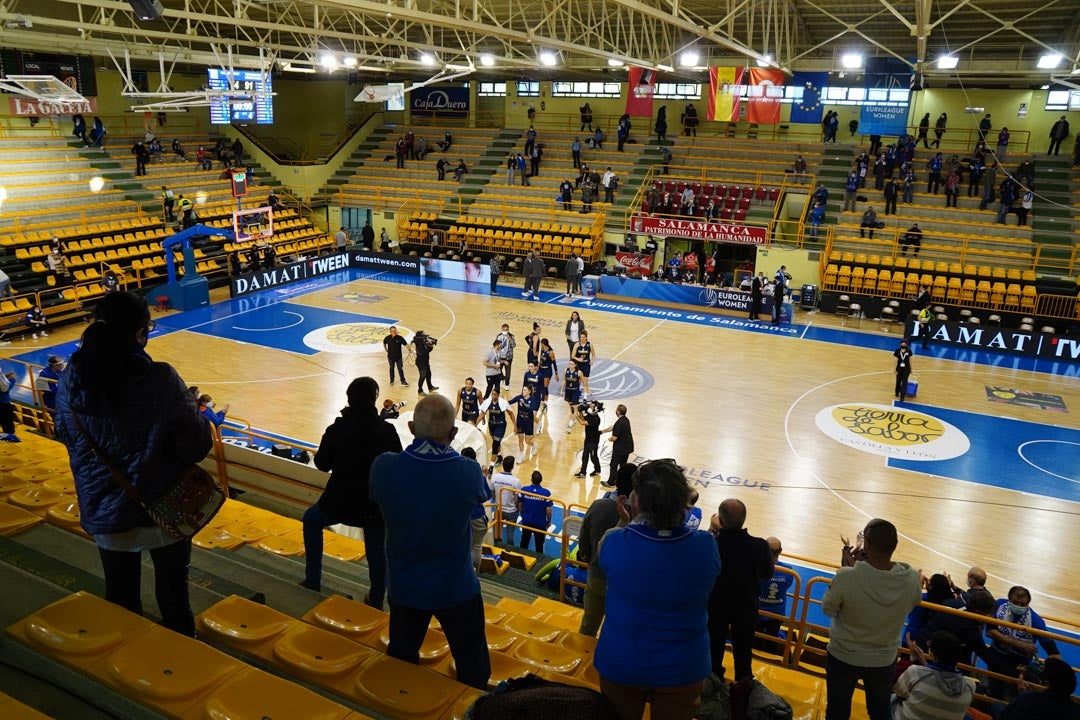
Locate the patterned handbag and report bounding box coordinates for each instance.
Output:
[73,413,224,539]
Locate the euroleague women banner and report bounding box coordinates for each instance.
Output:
[746,68,785,124]
[707,67,744,122]
[625,67,656,117]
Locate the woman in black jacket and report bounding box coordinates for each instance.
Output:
[301,376,402,607]
[55,292,212,636]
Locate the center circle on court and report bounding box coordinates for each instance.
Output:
[303,322,413,354]
[584,359,655,400]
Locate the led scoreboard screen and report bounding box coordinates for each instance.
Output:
[207,69,274,125]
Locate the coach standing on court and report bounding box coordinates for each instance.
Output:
[600,404,633,488]
[382,326,408,387]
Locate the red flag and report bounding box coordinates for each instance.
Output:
[707,67,744,122]
[625,67,656,117]
[746,68,785,124]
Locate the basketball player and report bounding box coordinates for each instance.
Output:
[564,359,582,433]
[525,323,543,366]
[454,376,480,425]
[522,361,544,431]
[478,386,515,457]
[572,330,595,397]
[537,338,559,413]
[509,385,540,461]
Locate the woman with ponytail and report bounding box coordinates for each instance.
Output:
[54,291,212,636]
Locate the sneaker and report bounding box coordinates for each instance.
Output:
[600,481,615,488]
[430,386,439,391]
[590,471,602,476]
[521,291,530,297]
[400,382,409,387]
[574,472,587,478]
[2,434,20,443]
[41,331,48,337]
[389,381,395,386]
[418,390,428,396]
[32,333,38,339]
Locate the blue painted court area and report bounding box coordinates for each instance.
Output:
[889,403,1080,503]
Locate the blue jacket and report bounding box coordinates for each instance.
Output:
[845,175,858,192]
[54,351,213,535]
[594,523,720,687]
[810,205,826,225]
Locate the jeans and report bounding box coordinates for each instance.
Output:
[825,652,895,720]
[387,357,407,384]
[302,503,387,608]
[470,516,488,570]
[600,676,704,720]
[490,273,499,293]
[388,593,491,690]
[708,602,756,681]
[499,511,518,543]
[902,187,913,203]
[98,539,195,637]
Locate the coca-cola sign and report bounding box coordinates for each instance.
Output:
[630,215,768,245]
[614,251,653,272]
[9,97,97,117]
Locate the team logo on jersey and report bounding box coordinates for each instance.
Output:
[586,359,655,400]
[303,322,413,354]
[814,403,969,461]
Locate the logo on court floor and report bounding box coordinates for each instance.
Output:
[303,322,413,354]
[814,403,970,461]
[585,359,654,400]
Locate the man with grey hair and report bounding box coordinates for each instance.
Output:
[370,394,491,689]
[707,498,774,682]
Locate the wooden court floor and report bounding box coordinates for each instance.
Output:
[8,276,1080,625]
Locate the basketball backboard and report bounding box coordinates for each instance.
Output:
[233,206,275,243]
[0,75,88,103]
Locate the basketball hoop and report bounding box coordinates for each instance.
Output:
[232,205,275,244]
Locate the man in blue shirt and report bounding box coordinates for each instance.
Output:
[370,394,491,689]
[517,470,552,553]
[757,536,795,644]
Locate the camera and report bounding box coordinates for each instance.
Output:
[380,399,407,419]
[577,400,604,415]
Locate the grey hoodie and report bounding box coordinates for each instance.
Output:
[891,664,975,719]
[822,560,921,666]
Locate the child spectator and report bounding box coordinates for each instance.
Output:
[684,488,703,530]
[197,393,230,427]
[518,470,553,554]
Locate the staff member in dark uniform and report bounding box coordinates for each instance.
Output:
[412,330,438,396]
[382,326,409,387]
[600,404,633,488]
[749,272,764,321]
[455,377,480,425]
[574,401,603,478]
[894,340,914,402]
[772,266,790,325]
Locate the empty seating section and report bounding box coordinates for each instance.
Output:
[432,215,598,261]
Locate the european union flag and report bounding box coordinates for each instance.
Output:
[789,71,828,124]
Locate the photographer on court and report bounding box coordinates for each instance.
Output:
[411,330,439,396]
[573,400,604,478]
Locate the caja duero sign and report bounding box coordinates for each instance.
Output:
[410,87,469,114]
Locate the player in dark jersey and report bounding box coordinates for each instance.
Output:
[521,361,544,433]
[572,330,595,397]
[478,386,515,457]
[509,385,541,461]
[454,376,480,425]
[537,338,558,413]
[564,359,581,433]
[525,322,542,366]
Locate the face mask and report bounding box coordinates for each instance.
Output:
[1008,602,1027,617]
[206,402,214,410]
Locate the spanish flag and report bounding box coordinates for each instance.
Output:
[708,67,743,122]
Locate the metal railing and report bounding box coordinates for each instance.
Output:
[231,110,379,165]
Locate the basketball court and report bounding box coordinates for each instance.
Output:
[3,266,1079,625]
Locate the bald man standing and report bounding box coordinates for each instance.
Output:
[370,394,491,689]
[707,498,774,683]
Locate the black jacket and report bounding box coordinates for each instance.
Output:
[611,415,634,454]
[314,406,402,526]
[710,528,774,609]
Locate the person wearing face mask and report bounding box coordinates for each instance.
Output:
[197,394,230,427]
[985,585,1061,701]
[893,341,914,402]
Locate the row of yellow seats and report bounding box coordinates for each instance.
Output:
[6,592,369,720]
[0,297,34,317]
[457,214,589,237]
[828,251,1035,281]
[824,266,1038,310]
[0,216,160,248]
[401,222,430,243]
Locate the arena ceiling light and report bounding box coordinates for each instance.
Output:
[319,53,337,69]
[841,53,863,69]
[539,51,557,67]
[342,57,357,68]
[608,58,625,67]
[936,55,959,70]
[479,53,495,67]
[756,54,772,68]
[420,52,437,66]
[680,50,699,67]
[1037,53,1062,69]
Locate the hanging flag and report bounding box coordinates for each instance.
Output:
[859,57,913,136]
[746,68,785,124]
[625,67,656,117]
[789,71,828,125]
[707,67,743,122]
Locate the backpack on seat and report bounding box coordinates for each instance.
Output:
[466,674,617,720]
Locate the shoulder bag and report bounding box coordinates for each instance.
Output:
[72,413,225,539]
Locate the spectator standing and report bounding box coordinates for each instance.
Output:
[489,255,501,295]
[917,113,931,148]
[860,206,878,238]
[36,356,65,413]
[369,394,491,690]
[772,266,789,325]
[999,656,1080,719]
[822,519,921,720]
[843,171,859,212]
[1073,133,1080,167]
[883,175,898,215]
[132,141,149,176]
[600,404,633,488]
[516,153,530,186]
[681,103,698,136]
[927,153,943,194]
[616,114,631,152]
[504,152,515,184]
[1016,187,1033,226]
[931,113,946,148]
[489,456,521,544]
[997,178,1017,224]
[578,464,637,633]
[0,367,18,441]
[160,186,175,222]
[571,137,582,169]
[436,157,449,181]
[655,106,668,143]
[996,127,1010,163]
[602,167,617,204]
[808,202,826,239]
[944,170,960,207]
[380,228,392,252]
[593,460,720,720]
[902,167,916,204]
[301,377,402,605]
[518,471,552,553]
[891,631,975,720]
[382,326,409,387]
[231,138,243,167]
[54,292,211,637]
[707,498,774,682]
[579,103,593,132]
[980,162,998,211]
[758,537,795,641]
[1049,115,1071,156]
[978,114,992,144]
[659,146,672,175]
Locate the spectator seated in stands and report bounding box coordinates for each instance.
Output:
[25,305,48,339]
[148,138,165,163]
[46,249,70,282]
[757,536,795,643]
[893,631,975,720]
[197,393,229,427]
[985,585,1061,700]
[454,159,469,182]
[901,224,923,256]
[266,190,285,212]
[437,130,453,152]
[903,573,957,645]
[914,589,996,668]
[956,566,989,604]
[999,656,1080,719]
[196,145,212,170]
[860,206,878,238]
[171,138,187,160]
[103,270,120,293]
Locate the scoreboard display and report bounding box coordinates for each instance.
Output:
[207,69,274,125]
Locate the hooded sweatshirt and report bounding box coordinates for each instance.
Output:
[822,560,922,666]
[891,664,975,720]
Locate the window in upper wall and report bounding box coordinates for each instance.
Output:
[478,82,507,97]
[516,81,540,97]
[654,83,702,99]
[1045,90,1080,111]
[551,81,621,97]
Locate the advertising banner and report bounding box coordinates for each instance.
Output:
[907,320,1080,361]
[8,97,97,116]
[625,67,656,117]
[613,251,654,273]
[230,253,351,297]
[349,251,422,275]
[410,86,469,115]
[629,215,768,245]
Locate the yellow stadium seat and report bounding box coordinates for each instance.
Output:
[196,594,294,648]
[271,624,377,686]
[6,486,66,515]
[509,636,583,675]
[181,666,354,720]
[0,503,45,536]
[496,597,551,620]
[500,614,562,643]
[373,625,450,663]
[304,595,388,642]
[354,654,469,718]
